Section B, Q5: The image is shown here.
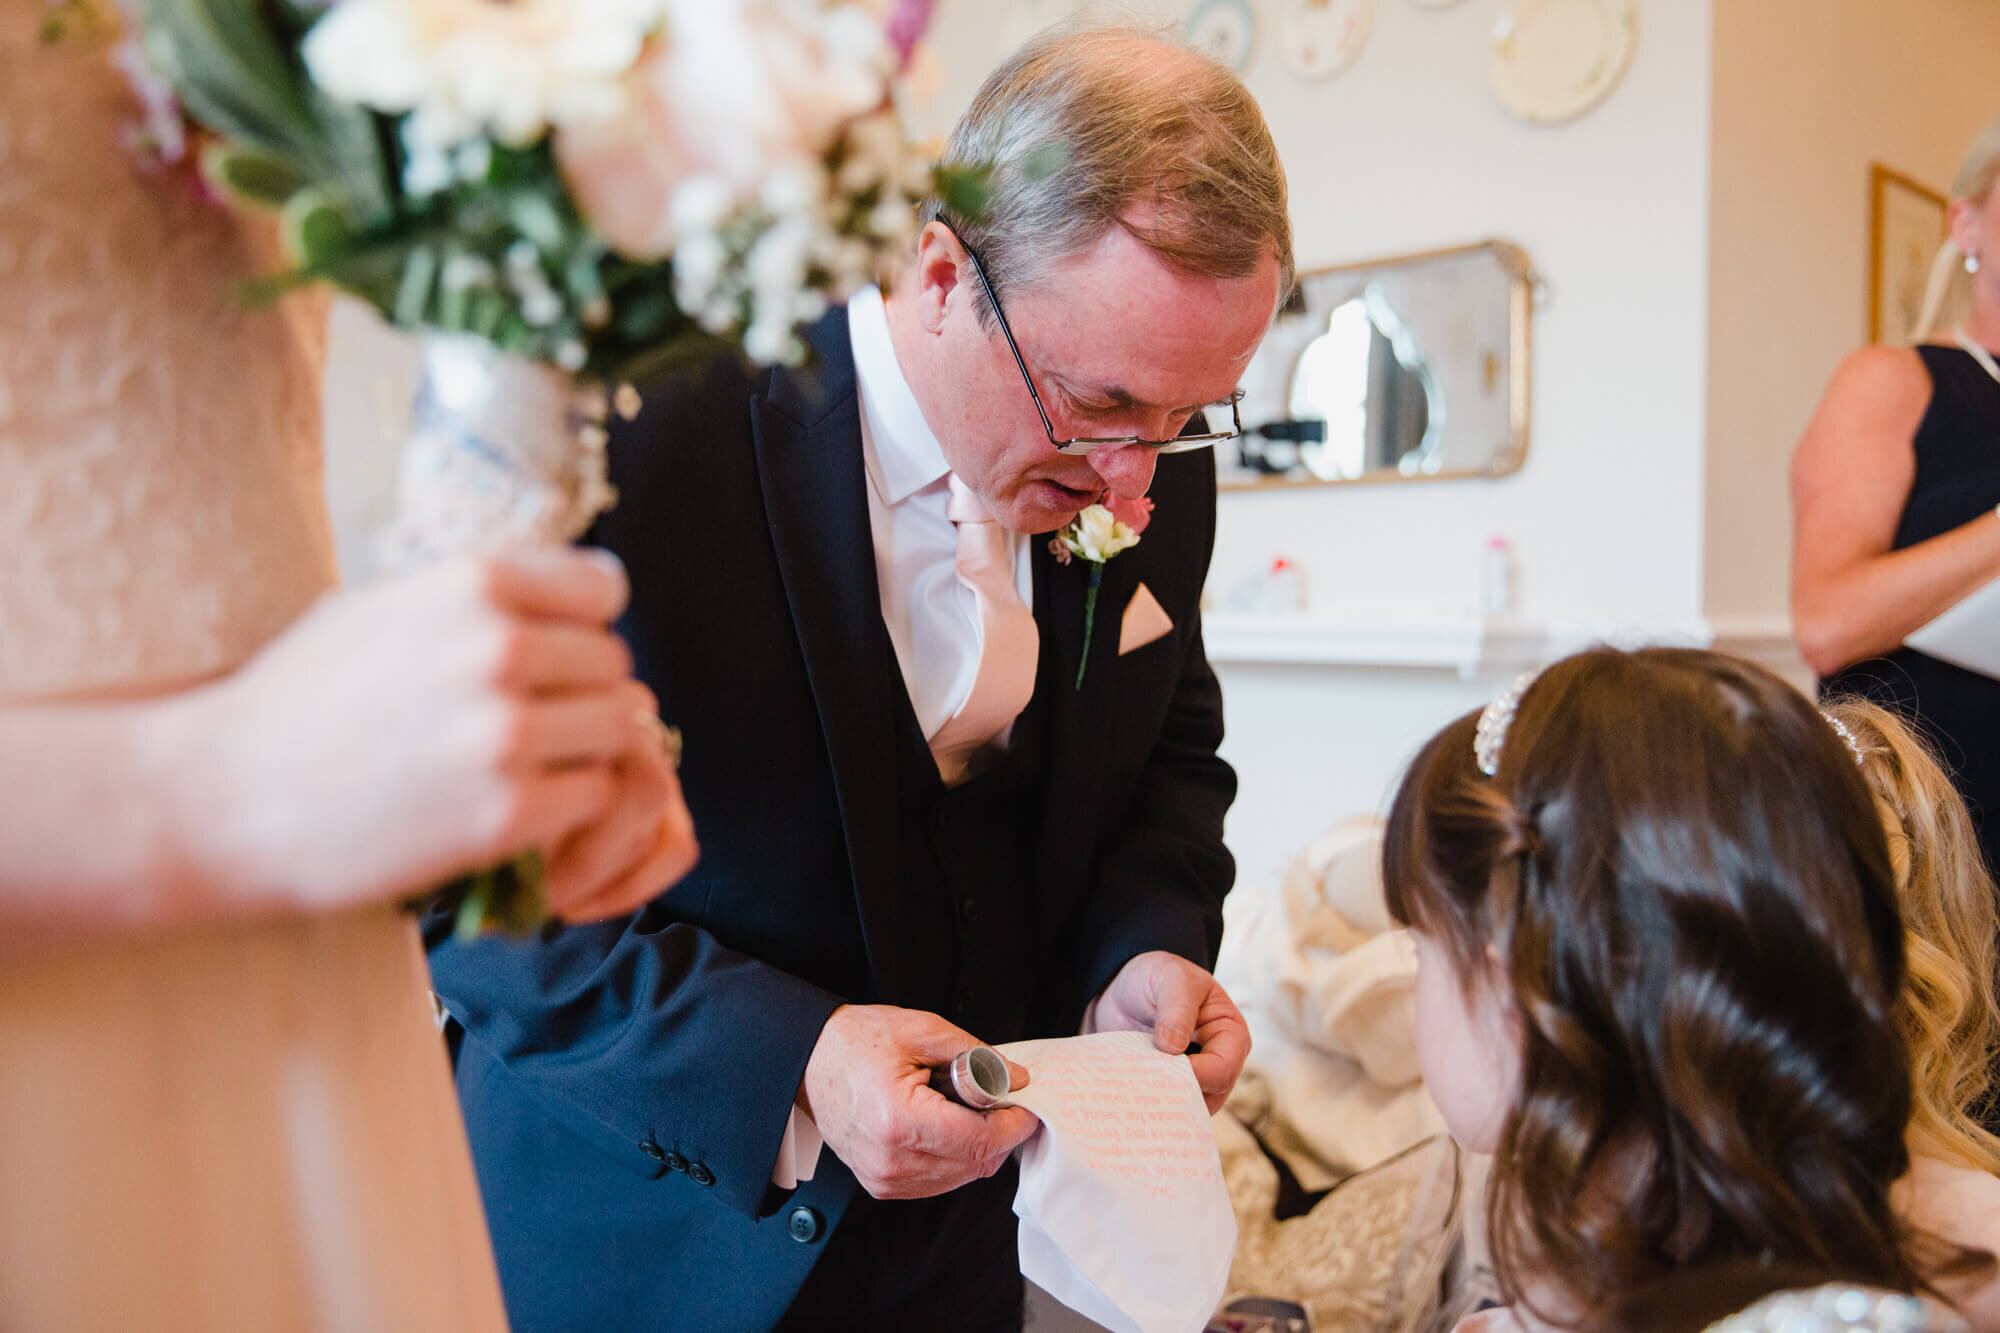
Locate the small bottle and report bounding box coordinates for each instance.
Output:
[1266,556,1307,613]
[1481,537,1516,617]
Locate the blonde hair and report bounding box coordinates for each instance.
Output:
[922,21,1294,326]
[1910,114,2000,343]
[1826,697,2000,1173]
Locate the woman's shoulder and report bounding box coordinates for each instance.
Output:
[1795,345,1934,471]
[1823,344,1935,405]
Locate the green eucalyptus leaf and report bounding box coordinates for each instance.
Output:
[931,163,994,223]
[201,141,306,207]
[393,244,439,328]
[138,0,324,165]
[492,851,549,936]
[279,186,356,269]
[305,88,392,226]
[614,286,681,343]
[452,870,495,943]
[506,192,567,253]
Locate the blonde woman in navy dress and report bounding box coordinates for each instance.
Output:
[1795,116,2000,883]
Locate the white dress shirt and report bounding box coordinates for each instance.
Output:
[773,289,1037,1190]
[848,285,1034,740]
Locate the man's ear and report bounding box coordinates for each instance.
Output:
[910,221,967,335]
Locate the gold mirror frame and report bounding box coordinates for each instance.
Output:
[1220,239,1537,491]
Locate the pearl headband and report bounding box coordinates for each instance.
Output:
[1473,670,1866,778]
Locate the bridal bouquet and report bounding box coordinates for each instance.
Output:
[73,0,979,933]
[110,0,973,379]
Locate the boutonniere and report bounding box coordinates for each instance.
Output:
[1048,494,1153,689]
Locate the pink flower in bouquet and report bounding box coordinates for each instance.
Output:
[556,1,892,260]
[1104,493,1154,536]
[884,0,936,70]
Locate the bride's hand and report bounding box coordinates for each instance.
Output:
[543,726,699,922]
[168,548,690,916]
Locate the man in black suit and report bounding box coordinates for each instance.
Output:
[427,23,1294,1331]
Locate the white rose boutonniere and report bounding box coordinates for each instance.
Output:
[1048,494,1153,689]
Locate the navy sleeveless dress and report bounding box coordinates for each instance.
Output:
[1822,344,2000,879]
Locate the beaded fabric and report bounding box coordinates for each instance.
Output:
[1701,1286,1965,1333]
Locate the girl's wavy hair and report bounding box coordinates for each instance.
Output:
[1383,648,1988,1325]
[1824,697,2000,1176]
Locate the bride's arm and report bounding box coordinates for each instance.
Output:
[0,550,695,939]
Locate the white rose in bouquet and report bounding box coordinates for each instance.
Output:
[303,0,666,148]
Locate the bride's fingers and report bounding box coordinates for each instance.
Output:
[491,623,634,692]
[476,548,630,626]
[544,752,670,909]
[553,811,700,923]
[506,681,656,767]
[501,766,619,862]
[552,762,698,921]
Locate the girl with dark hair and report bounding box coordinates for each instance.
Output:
[1382,647,1992,1331]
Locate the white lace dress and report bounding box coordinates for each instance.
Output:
[0,8,507,1327]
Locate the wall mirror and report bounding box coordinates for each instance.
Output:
[1221,240,1536,489]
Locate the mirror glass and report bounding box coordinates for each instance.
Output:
[1222,241,1533,489]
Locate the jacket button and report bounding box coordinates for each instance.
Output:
[960,897,980,924]
[663,1152,688,1174]
[788,1206,822,1244]
[687,1161,716,1187]
[640,1142,666,1162]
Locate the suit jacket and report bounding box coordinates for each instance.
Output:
[425,309,1237,1331]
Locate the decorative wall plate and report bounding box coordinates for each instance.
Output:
[1276,0,1373,81]
[1186,0,1257,72]
[1489,0,1637,126]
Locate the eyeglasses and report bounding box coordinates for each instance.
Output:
[952,231,1245,456]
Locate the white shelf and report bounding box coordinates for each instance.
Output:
[1202,612,1804,680]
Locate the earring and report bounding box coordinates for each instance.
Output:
[1970,253,1984,275]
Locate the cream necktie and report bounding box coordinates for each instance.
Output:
[928,476,1040,786]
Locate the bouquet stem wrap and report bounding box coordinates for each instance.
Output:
[388,334,623,938]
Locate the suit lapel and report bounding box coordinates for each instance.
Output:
[1030,540,1125,932]
[751,312,906,1000]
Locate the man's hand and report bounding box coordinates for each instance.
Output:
[1091,951,1250,1114]
[799,1005,1038,1200]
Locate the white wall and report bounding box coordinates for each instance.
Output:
[921,0,1718,885]
[1704,0,2000,622]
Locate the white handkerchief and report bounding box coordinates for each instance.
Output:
[997,1030,1236,1333]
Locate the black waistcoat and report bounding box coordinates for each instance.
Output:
[882,636,1047,1046]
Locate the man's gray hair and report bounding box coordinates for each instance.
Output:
[922,22,1294,325]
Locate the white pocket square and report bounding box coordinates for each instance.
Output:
[1118,582,1174,655]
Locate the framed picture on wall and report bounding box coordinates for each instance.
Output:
[1870,163,1949,345]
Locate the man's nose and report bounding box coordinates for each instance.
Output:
[1087,444,1158,500]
